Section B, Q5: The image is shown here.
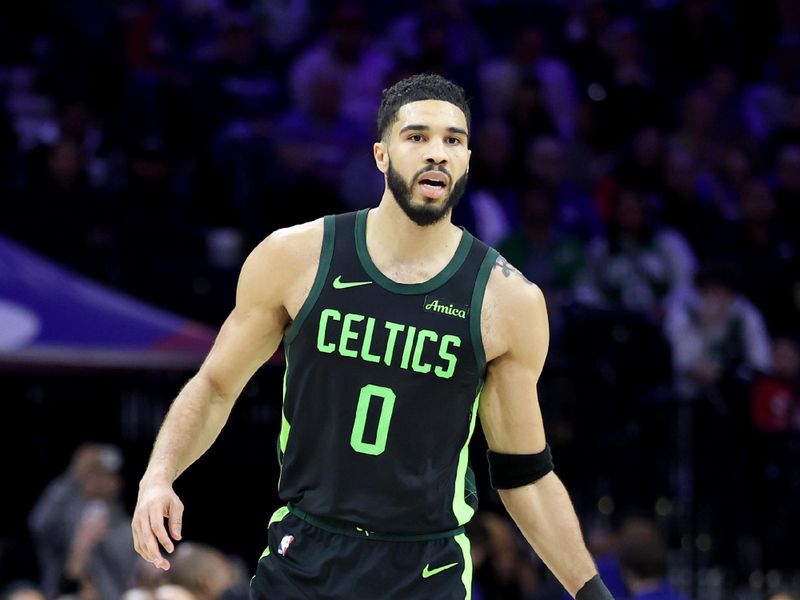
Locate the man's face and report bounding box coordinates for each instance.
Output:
[376,100,471,226]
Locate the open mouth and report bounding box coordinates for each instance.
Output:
[417,172,449,199]
[419,178,446,189]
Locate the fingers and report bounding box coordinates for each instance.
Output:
[132,511,170,570]
[168,498,184,541]
[132,489,184,571]
[149,505,175,555]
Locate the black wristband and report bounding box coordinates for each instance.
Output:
[575,575,614,600]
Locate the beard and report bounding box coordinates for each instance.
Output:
[386,160,468,227]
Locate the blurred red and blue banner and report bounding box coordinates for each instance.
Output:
[0,235,215,369]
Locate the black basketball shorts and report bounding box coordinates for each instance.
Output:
[249,506,473,600]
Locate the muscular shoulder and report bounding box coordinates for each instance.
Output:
[237,218,324,315]
[481,254,549,366]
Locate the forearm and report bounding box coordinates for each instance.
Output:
[142,373,236,485]
[499,472,597,597]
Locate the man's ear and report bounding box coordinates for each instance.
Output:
[374,141,389,174]
[467,148,472,174]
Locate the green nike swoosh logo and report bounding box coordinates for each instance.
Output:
[422,562,458,579]
[332,275,372,289]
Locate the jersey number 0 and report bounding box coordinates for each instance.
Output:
[349,384,396,456]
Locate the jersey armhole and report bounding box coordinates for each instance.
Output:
[469,247,498,385]
[283,216,335,345]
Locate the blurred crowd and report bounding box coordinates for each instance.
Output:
[7,444,251,600]
[2,0,800,598]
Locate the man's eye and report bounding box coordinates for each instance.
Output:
[448,137,461,145]
[409,134,423,142]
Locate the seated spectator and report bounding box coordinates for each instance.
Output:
[773,143,800,248]
[154,585,196,600]
[168,543,247,600]
[126,556,169,595]
[525,135,601,241]
[596,17,668,140]
[664,264,771,400]
[657,147,724,262]
[123,585,196,600]
[618,519,690,600]
[272,71,365,210]
[15,140,99,270]
[752,336,800,433]
[750,336,800,571]
[466,511,555,600]
[0,582,45,600]
[713,141,755,223]
[741,34,800,141]
[766,93,800,157]
[606,125,667,203]
[468,512,526,600]
[578,186,695,321]
[288,2,393,131]
[664,264,771,572]
[497,181,586,312]
[671,88,724,170]
[768,592,798,600]
[719,179,797,332]
[381,0,487,84]
[29,443,136,600]
[122,589,155,600]
[394,16,475,86]
[507,77,558,159]
[480,25,577,139]
[453,118,516,245]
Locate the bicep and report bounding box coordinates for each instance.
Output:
[198,236,294,401]
[200,302,287,401]
[478,280,550,454]
[479,354,546,453]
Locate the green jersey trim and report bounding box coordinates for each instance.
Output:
[277,352,291,489]
[454,533,473,600]
[452,389,481,525]
[470,248,498,378]
[279,359,290,454]
[354,208,473,295]
[284,215,335,345]
[451,247,495,527]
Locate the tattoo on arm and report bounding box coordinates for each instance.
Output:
[494,255,533,285]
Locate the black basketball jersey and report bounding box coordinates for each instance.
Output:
[276,209,498,533]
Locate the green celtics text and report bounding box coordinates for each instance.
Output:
[316,309,461,379]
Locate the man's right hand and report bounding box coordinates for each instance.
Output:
[132,480,184,571]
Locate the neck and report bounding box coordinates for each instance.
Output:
[368,193,461,265]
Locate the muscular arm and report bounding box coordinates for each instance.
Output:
[142,239,289,485]
[133,222,321,570]
[479,266,597,597]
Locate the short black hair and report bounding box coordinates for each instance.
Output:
[377,74,470,140]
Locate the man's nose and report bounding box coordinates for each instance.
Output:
[424,140,448,165]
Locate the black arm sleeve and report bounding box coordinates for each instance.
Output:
[486,444,554,489]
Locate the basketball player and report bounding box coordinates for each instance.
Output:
[132,74,614,600]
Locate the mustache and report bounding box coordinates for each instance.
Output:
[412,165,452,184]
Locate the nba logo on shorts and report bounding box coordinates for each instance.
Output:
[277,534,295,556]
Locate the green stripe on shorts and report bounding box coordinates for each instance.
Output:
[259,506,291,560]
[454,533,472,600]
